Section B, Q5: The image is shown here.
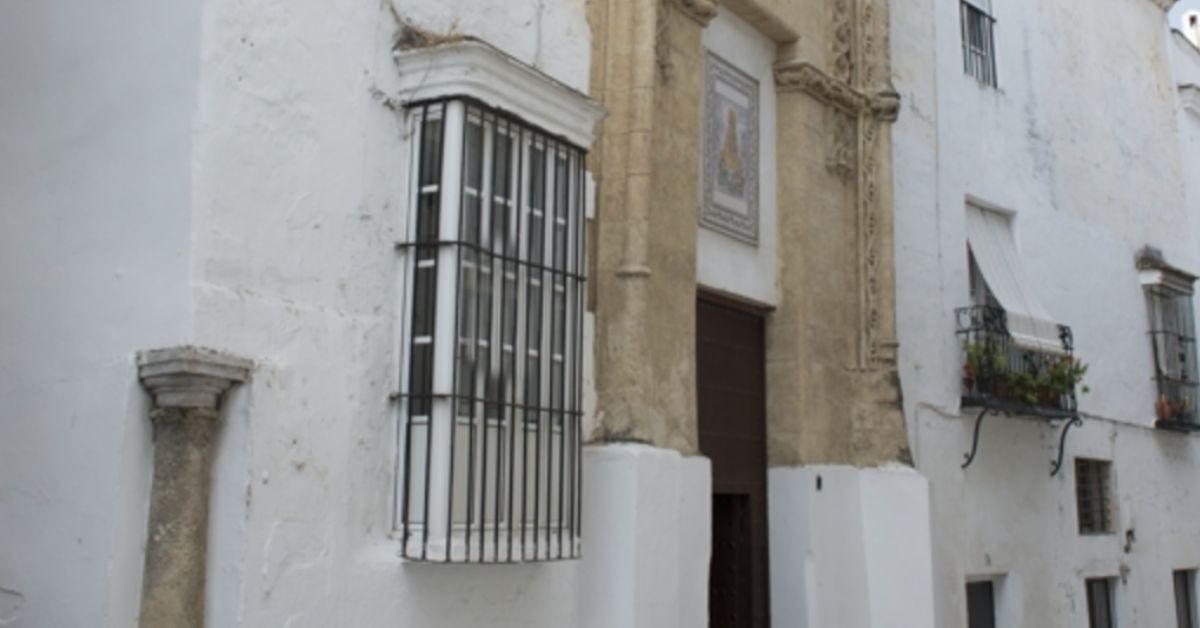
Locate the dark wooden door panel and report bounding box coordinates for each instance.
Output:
[697,295,770,628]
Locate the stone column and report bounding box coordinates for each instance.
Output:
[587,0,714,452]
[136,346,251,628]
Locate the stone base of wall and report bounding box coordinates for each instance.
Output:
[769,465,936,628]
[580,443,711,628]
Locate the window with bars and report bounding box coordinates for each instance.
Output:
[1177,570,1197,628]
[1086,577,1116,628]
[1147,284,1199,426]
[1075,458,1114,535]
[395,98,586,563]
[961,0,998,87]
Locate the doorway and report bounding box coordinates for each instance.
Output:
[697,294,770,628]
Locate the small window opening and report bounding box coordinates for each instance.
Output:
[1075,458,1114,535]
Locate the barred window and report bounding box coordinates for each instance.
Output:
[1147,284,1199,426]
[961,0,998,87]
[1075,458,1114,535]
[396,99,586,563]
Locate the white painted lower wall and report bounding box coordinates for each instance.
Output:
[769,465,936,628]
[912,405,1200,628]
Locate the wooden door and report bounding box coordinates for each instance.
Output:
[697,295,770,628]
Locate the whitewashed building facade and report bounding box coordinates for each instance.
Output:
[892,0,1200,626]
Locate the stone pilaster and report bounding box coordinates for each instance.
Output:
[136,346,251,628]
[587,0,709,452]
[767,0,909,467]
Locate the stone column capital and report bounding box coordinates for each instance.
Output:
[671,0,719,26]
[137,346,252,411]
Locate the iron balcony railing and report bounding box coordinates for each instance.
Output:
[956,305,1080,419]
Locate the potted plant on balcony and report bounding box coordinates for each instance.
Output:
[1041,355,1089,409]
[963,340,1006,396]
[1155,395,1192,423]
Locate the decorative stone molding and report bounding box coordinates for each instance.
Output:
[774,61,900,123]
[832,0,854,83]
[671,0,719,25]
[138,346,252,410]
[775,61,869,115]
[136,346,251,628]
[392,41,606,148]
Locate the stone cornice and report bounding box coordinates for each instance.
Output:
[393,40,606,147]
[671,0,719,25]
[774,61,901,122]
[1182,84,1200,118]
[138,346,252,410]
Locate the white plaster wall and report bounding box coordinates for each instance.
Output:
[697,8,779,307]
[891,0,1200,625]
[0,0,200,625]
[1171,32,1200,234]
[176,0,710,625]
[768,466,935,628]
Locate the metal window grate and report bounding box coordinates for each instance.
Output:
[396,98,586,562]
[1075,459,1113,535]
[1148,285,1199,425]
[1086,577,1116,628]
[961,1,998,87]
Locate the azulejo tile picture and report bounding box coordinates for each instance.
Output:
[702,52,760,244]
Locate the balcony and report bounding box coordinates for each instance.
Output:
[956,305,1083,420]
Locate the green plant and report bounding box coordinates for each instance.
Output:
[1007,370,1040,405]
[963,340,1006,380]
[1044,355,1089,398]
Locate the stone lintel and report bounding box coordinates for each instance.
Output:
[138,346,252,411]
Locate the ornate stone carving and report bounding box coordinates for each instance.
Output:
[827,112,856,179]
[832,0,854,83]
[774,61,869,115]
[671,0,719,25]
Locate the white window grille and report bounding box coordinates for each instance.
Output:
[391,42,603,563]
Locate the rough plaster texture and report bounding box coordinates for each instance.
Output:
[891,0,1200,624]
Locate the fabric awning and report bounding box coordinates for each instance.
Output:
[965,205,1064,352]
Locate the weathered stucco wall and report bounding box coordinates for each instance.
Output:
[0,0,200,625]
[891,0,1200,625]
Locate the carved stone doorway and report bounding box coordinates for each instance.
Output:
[697,294,770,628]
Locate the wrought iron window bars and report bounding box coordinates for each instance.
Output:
[395,98,586,563]
[1146,284,1200,432]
